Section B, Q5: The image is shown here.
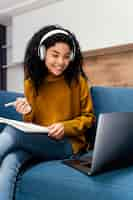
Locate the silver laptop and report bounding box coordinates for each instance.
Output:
[63,112,133,175]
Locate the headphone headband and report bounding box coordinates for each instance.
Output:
[38,29,76,61]
[39,29,69,45]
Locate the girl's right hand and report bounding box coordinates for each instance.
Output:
[15,97,32,115]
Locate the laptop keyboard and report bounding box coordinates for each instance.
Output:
[63,155,92,167]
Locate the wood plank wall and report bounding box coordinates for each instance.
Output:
[83,44,133,87]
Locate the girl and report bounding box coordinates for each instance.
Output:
[1,24,95,160]
[0,24,95,199]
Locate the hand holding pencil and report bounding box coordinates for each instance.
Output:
[5,97,32,115]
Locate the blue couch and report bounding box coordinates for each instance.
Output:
[1,86,133,200]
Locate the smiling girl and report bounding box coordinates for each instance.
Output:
[0,24,96,200]
[0,24,95,163]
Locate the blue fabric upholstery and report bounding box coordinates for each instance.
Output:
[16,160,133,200]
[0,90,23,131]
[1,87,133,200]
[91,86,133,117]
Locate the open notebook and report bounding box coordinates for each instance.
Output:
[0,117,48,133]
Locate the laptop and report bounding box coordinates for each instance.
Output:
[63,112,133,175]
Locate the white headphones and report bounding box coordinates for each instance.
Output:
[38,29,76,61]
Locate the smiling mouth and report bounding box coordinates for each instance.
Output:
[54,66,64,70]
[54,65,63,68]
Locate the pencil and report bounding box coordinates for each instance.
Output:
[4,101,16,107]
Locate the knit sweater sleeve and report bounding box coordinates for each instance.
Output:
[23,79,35,122]
[63,76,95,136]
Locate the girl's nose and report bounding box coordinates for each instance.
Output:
[57,56,64,65]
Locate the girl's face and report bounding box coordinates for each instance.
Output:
[45,42,72,76]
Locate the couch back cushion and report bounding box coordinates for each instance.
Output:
[91,86,133,118]
[0,90,23,131]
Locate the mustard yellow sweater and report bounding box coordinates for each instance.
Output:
[23,74,95,154]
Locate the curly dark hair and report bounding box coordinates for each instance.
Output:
[24,25,86,94]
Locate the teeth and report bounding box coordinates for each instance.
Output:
[55,67,62,70]
[54,65,63,67]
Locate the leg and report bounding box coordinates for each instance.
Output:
[18,131,73,160]
[0,125,20,162]
[0,150,32,200]
[0,125,73,161]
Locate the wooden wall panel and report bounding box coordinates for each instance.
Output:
[83,44,133,87]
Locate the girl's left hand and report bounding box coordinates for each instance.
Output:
[48,123,64,140]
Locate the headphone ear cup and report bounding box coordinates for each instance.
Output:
[39,45,46,60]
[70,51,74,61]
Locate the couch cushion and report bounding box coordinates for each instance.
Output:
[15,160,133,200]
[13,86,133,199]
[0,90,23,131]
[91,86,133,118]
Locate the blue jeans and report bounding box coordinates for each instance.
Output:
[0,125,73,200]
[0,150,31,200]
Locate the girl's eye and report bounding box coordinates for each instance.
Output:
[52,54,58,58]
[52,54,70,60]
[65,55,71,59]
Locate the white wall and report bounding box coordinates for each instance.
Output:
[6,24,24,92]
[8,0,133,91]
